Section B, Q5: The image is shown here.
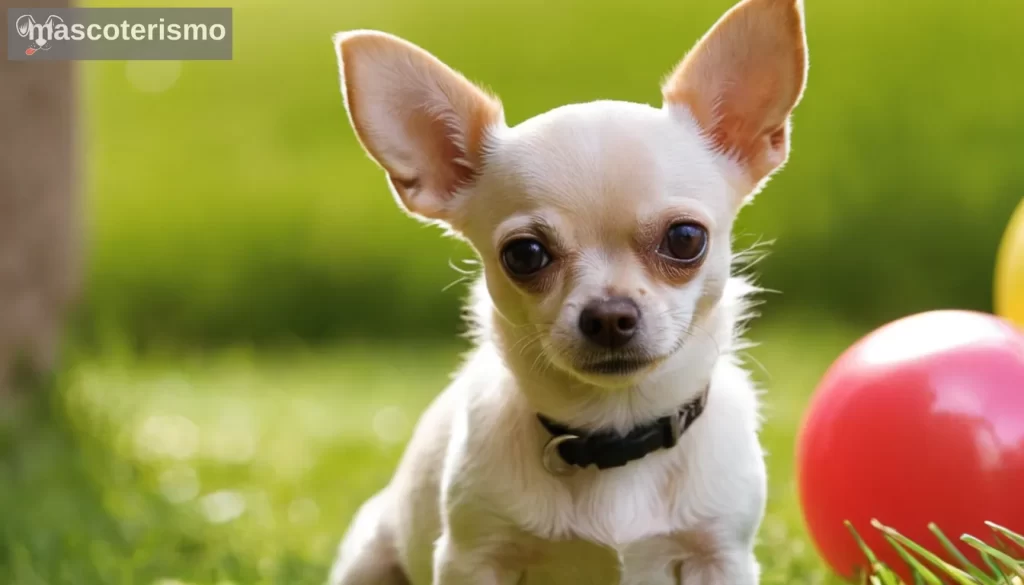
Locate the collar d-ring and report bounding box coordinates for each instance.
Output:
[542,434,579,476]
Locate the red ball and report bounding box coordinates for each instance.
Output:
[796,310,1024,582]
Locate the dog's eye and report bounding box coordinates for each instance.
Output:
[501,238,551,277]
[659,223,708,263]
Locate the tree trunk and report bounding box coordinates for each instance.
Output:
[0,0,80,392]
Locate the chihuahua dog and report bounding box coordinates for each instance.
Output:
[329,0,807,582]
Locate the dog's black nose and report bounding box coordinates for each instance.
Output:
[578,297,640,349]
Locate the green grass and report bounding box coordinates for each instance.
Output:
[848,520,1023,584]
[2,319,862,585]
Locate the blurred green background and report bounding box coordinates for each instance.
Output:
[79,0,1023,347]
[3,0,1023,583]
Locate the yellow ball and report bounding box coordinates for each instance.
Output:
[995,197,1024,328]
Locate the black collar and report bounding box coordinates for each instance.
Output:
[537,385,710,475]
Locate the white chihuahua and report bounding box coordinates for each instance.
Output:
[329,0,808,582]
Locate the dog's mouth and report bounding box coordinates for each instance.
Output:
[577,357,655,376]
[572,338,690,379]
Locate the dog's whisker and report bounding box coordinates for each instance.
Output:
[442,276,471,292]
[512,332,546,357]
[447,257,481,276]
[739,350,772,381]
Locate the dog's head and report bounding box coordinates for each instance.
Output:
[335,0,807,389]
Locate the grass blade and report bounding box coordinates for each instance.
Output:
[992,533,1021,558]
[848,521,902,585]
[930,523,996,584]
[963,536,1024,579]
[871,520,979,584]
[979,550,1012,584]
[849,521,888,573]
[987,523,1024,554]
[878,532,943,585]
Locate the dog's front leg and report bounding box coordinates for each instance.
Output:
[432,533,522,585]
[678,549,759,585]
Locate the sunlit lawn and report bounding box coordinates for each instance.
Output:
[1,318,861,585]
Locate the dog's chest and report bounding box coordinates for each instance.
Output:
[503,460,694,584]
[516,537,684,585]
[506,449,688,543]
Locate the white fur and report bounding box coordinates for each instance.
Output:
[329,1,807,582]
[330,276,765,585]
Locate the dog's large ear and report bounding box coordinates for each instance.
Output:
[662,0,808,192]
[335,31,503,223]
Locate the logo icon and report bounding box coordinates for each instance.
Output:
[15,14,64,56]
